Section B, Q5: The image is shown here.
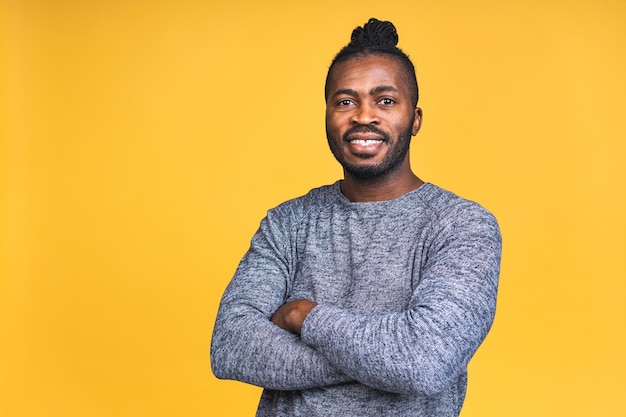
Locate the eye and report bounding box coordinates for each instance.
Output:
[378,97,395,105]
[337,99,354,106]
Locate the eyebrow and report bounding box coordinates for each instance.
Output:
[331,85,399,99]
[370,85,399,95]
[331,88,358,99]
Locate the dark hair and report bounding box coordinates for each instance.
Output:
[324,18,419,107]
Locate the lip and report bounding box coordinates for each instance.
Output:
[345,136,385,155]
[345,132,385,142]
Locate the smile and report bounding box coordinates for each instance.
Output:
[350,139,383,146]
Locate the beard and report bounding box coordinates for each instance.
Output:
[326,120,414,180]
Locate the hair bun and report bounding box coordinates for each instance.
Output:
[349,18,399,48]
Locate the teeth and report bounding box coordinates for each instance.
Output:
[351,139,382,146]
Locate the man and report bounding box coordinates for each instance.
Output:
[211,18,502,417]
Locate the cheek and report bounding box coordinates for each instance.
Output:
[394,112,417,133]
[325,114,345,136]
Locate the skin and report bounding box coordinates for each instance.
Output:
[271,54,424,334]
[326,54,423,202]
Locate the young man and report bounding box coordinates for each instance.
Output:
[211,18,502,416]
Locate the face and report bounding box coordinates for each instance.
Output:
[325,54,422,180]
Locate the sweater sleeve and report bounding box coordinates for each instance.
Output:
[210,204,352,390]
[300,204,502,396]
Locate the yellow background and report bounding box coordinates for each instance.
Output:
[2,0,625,416]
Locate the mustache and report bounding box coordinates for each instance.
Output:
[342,125,390,141]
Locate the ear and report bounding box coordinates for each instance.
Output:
[412,107,423,136]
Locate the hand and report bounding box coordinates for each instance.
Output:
[270,299,318,335]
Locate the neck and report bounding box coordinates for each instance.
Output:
[340,168,424,202]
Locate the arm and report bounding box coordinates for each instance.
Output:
[296,207,501,396]
[210,206,351,390]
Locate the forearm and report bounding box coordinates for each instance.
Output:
[301,301,493,396]
[211,301,351,390]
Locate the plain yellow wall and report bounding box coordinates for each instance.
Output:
[2,1,625,416]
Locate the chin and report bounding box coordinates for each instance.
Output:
[343,163,394,180]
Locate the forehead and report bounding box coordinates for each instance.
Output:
[327,55,410,96]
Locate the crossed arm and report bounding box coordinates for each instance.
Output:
[210,206,502,395]
[210,210,354,390]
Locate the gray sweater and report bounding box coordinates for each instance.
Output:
[211,182,502,416]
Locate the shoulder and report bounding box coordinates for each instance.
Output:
[264,182,339,225]
[417,183,500,238]
[418,183,496,219]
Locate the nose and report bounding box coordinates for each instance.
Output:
[351,103,379,125]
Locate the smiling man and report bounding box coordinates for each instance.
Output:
[211,18,502,417]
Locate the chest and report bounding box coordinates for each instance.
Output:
[288,209,430,314]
